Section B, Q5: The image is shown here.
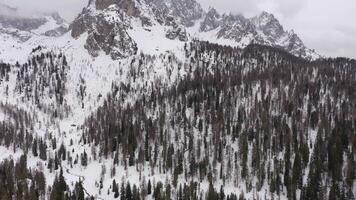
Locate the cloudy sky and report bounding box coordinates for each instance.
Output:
[198,0,356,59]
[1,0,355,58]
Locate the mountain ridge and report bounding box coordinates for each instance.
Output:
[82,0,320,59]
[0,0,320,60]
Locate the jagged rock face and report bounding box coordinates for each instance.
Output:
[95,0,116,10]
[200,8,220,32]
[44,26,68,37]
[169,0,203,27]
[70,0,317,59]
[282,31,311,58]
[199,8,318,59]
[251,12,316,58]
[251,12,285,42]
[70,1,137,59]
[147,0,203,27]
[217,14,261,43]
[166,25,188,41]
[71,0,316,59]
[95,0,140,17]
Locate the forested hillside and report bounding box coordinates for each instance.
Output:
[1,41,353,199]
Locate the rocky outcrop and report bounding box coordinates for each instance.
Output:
[147,0,203,27]
[217,14,261,43]
[44,26,68,37]
[94,0,116,10]
[70,1,137,59]
[166,25,188,41]
[200,8,220,32]
[251,12,284,40]
[95,0,141,17]
[251,12,317,59]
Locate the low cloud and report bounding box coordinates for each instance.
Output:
[198,0,307,18]
[273,0,307,18]
[0,0,88,21]
[198,0,261,17]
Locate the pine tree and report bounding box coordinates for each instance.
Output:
[145,131,150,162]
[126,182,132,200]
[120,182,125,200]
[284,139,292,197]
[292,151,302,189]
[219,185,225,200]
[328,181,342,200]
[50,168,68,200]
[54,154,60,170]
[147,180,152,195]
[39,139,47,161]
[239,133,248,179]
[58,143,66,161]
[32,138,38,157]
[74,181,85,200]
[81,150,88,166]
[132,184,140,200]
[206,182,218,200]
[113,179,119,198]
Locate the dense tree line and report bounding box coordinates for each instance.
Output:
[0,155,91,200]
[0,62,11,82]
[15,51,70,119]
[0,103,34,151]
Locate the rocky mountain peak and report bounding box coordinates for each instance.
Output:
[68,0,319,60]
[251,11,284,39]
[215,13,259,43]
[147,0,203,27]
[197,9,318,59]
[70,0,138,59]
[199,7,220,32]
[93,0,141,17]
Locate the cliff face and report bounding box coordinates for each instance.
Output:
[71,0,137,59]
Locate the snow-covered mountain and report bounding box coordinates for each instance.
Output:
[197,9,318,59]
[68,0,318,60]
[0,0,354,200]
[0,3,69,63]
[0,3,68,39]
[0,0,319,61]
